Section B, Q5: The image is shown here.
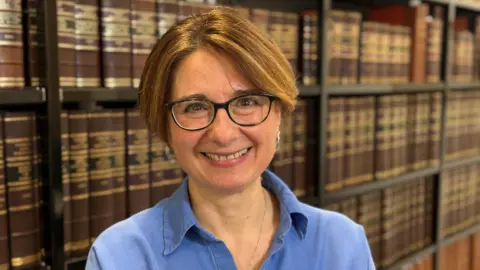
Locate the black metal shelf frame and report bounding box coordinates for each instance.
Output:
[0,87,46,105]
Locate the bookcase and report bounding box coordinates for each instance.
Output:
[0,0,479,269]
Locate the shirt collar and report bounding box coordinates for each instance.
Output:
[162,169,309,255]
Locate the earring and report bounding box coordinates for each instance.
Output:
[163,145,177,164]
[275,131,281,151]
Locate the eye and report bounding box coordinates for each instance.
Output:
[234,96,259,107]
[184,102,208,113]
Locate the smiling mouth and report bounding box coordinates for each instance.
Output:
[202,147,252,161]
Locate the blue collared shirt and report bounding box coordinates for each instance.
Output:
[86,170,376,269]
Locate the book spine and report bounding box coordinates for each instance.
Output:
[284,13,299,72]
[75,0,101,87]
[132,0,157,88]
[340,197,358,222]
[88,111,115,243]
[149,134,165,206]
[109,110,126,223]
[300,12,314,86]
[157,0,178,39]
[343,11,361,84]
[0,113,9,270]
[27,0,43,87]
[417,179,426,249]
[424,177,434,245]
[360,22,376,84]
[344,97,357,186]
[250,8,270,37]
[61,112,71,258]
[380,186,394,267]
[429,92,442,167]
[326,97,344,191]
[100,0,132,88]
[58,0,76,87]
[0,0,24,87]
[268,11,283,57]
[67,111,90,256]
[292,100,307,197]
[375,96,391,180]
[355,98,367,184]
[365,97,375,183]
[126,109,150,216]
[4,112,41,269]
[410,4,428,83]
[328,10,343,85]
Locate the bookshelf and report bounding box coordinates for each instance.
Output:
[0,87,45,105]
[0,0,479,270]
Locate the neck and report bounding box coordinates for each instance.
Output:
[187,177,268,239]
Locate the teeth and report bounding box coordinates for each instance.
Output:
[205,148,249,161]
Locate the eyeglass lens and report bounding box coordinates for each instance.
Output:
[171,95,271,130]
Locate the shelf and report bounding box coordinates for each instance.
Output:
[65,256,87,270]
[448,82,480,90]
[298,84,322,96]
[454,1,480,12]
[443,155,480,170]
[439,224,480,247]
[61,87,138,102]
[326,83,445,95]
[0,87,45,105]
[384,244,436,270]
[323,166,440,205]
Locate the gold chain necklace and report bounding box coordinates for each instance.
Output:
[248,188,267,269]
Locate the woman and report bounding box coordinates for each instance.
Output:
[86,7,375,270]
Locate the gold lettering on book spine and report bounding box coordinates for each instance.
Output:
[11,252,41,267]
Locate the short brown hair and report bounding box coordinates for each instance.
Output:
[138,7,298,144]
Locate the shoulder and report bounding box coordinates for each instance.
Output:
[298,203,376,269]
[85,200,169,270]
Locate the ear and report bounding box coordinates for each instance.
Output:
[272,101,282,131]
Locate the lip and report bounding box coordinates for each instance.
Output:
[201,147,251,168]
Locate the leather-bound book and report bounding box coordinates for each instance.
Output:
[328,10,344,85]
[88,111,115,243]
[100,0,132,88]
[132,0,157,88]
[375,95,391,180]
[424,177,433,245]
[0,0,24,88]
[74,0,101,87]
[472,232,480,270]
[268,11,284,53]
[340,197,358,223]
[4,112,41,269]
[150,133,167,205]
[326,97,344,191]
[292,100,307,197]
[445,92,454,160]
[250,8,269,37]
[417,94,430,170]
[126,109,150,216]
[343,11,361,85]
[57,0,76,87]
[157,0,178,39]
[300,11,317,85]
[27,0,44,87]
[377,23,390,84]
[67,111,90,257]
[109,110,126,223]
[364,97,375,183]
[428,92,441,167]
[61,112,72,258]
[283,12,299,73]
[344,97,358,186]
[360,22,377,84]
[0,114,9,270]
[354,98,368,184]
[380,186,394,267]
[416,179,426,249]
[426,6,443,83]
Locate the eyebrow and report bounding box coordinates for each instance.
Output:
[175,88,264,102]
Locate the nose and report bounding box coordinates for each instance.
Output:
[206,108,238,146]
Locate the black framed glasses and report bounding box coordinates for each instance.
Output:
[166,93,278,131]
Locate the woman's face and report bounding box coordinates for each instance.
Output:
[168,49,282,193]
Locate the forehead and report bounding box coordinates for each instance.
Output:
[171,49,254,101]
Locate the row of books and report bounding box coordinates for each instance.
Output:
[1,0,300,89]
[440,164,480,239]
[445,91,480,161]
[325,177,435,268]
[326,93,442,191]
[401,232,480,270]
[438,232,480,270]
